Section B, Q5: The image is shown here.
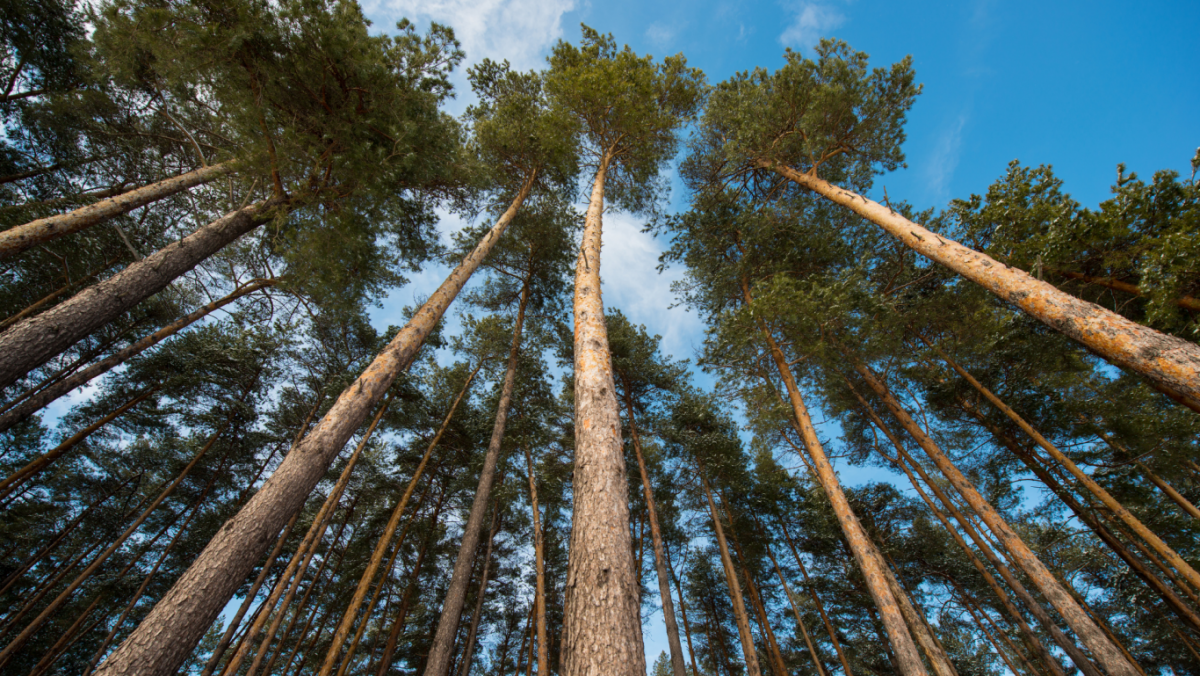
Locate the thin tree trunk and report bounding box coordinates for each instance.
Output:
[843,378,1100,676]
[1136,461,1200,521]
[718,497,787,676]
[775,519,855,676]
[0,197,284,390]
[0,418,231,668]
[960,400,1200,634]
[458,510,501,676]
[878,550,958,676]
[425,280,530,676]
[850,357,1141,676]
[620,382,688,676]
[375,484,449,676]
[228,397,388,676]
[0,386,157,499]
[925,338,1200,594]
[765,161,1200,411]
[763,538,828,676]
[741,278,926,676]
[93,171,537,676]
[665,542,702,676]
[562,149,645,676]
[0,255,122,332]
[26,595,103,676]
[1049,268,1200,313]
[523,445,550,676]
[699,474,763,676]
[0,163,234,259]
[320,362,480,676]
[0,278,277,433]
[956,589,1029,676]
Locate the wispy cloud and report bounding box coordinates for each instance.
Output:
[645,22,675,48]
[363,0,575,71]
[779,2,846,52]
[925,111,969,202]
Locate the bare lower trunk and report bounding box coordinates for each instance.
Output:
[700,475,762,676]
[0,278,276,434]
[93,172,536,676]
[524,445,550,676]
[320,364,479,676]
[925,339,1200,594]
[0,162,233,259]
[0,197,284,391]
[620,384,688,676]
[458,510,501,676]
[561,152,645,676]
[425,283,529,676]
[742,279,926,676]
[766,162,1200,411]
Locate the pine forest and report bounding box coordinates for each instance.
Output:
[1,2,1198,676]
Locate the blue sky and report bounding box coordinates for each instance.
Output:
[357,0,1199,667]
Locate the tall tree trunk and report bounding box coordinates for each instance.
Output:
[0,417,231,669]
[850,357,1141,676]
[764,161,1200,411]
[619,382,688,676]
[775,518,856,676]
[0,254,122,332]
[0,277,276,433]
[955,587,1030,676]
[375,484,449,676]
[1049,268,1200,313]
[425,279,530,676]
[562,150,645,676]
[925,338,1200,593]
[877,550,959,676]
[741,278,926,676]
[0,386,157,499]
[665,542,703,676]
[1136,461,1200,521]
[458,509,501,676]
[225,397,388,676]
[0,197,284,390]
[762,538,828,676]
[523,445,550,676]
[699,474,763,676]
[840,372,1099,672]
[960,400,1200,634]
[717,496,787,676]
[0,163,234,260]
[320,363,479,676]
[93,171,537,676]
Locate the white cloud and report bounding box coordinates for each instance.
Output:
[645,22,674,47]
[925,111,969,202]
[778,2,846,52]
[362,0,575,71]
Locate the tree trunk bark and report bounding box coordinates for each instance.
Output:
[92,171,537,676]
[457,510,501,676]
[0,277,276,433]
[925,338,1200,594]
[0,386,157,499]
[700,474,763,676]
[844,367,1104,676]
[523,444,550,676]
[425,280,530,676]
[741,278,926,676]
[0,197,284,390]
[878,550,958,676]
[847,362,1128,676]
[0,418,231,669]
[320,362,480,676]
[0,254,122,332]
[775,518,856,676]
[0,163,234,260]
[561,150,645,676]
[620,381,688,676]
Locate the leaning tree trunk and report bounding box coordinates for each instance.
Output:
[424,281,529,676]
[620,382,688,676]
[0,278,276,434]
[925,338,1200,593]
[741,278,928,676]
[319,363,479,676]
[765,161,1200,412]
[458,510,501,676]
[0,197,285,391]
[699,474,763,676]
[774,518,856,676]
[762,539,828,676]
[92,172,537,676]
[0,162,234,260]
[849,358,1139,676]
[561,150,645,676]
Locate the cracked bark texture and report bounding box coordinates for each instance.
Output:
[561,154,646,676]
